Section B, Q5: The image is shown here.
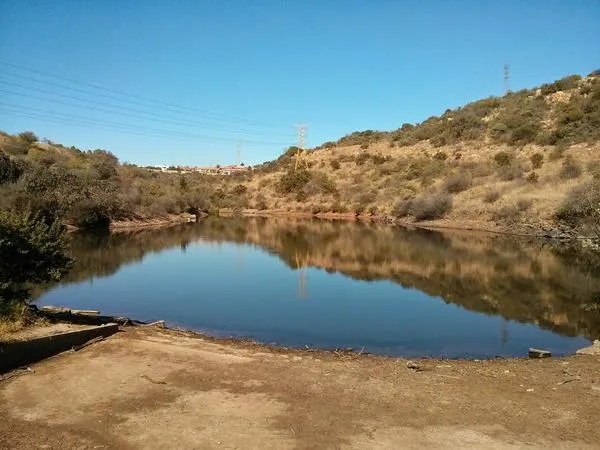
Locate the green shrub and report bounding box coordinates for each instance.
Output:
[443,174,472,193]
[336,130,386,147]
[497,164,523,181]
[526,172,539,184]
[540,75,581,95]
[530,153,544,169]
[277,169,311,194]
[491,123,508,134]
[508,123,539,145]
[559,156,582,180]
[433,151,448,161]
[232,184,247,195]
[0,210,72,302]
[371,154,387,165]
[70,202,111,229]
[355,153,370,165]
[17,131,38,145]
[493,151,512,166]
[330,159,341,170]
[360,143,370,150]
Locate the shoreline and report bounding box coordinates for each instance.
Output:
[99,209,592,242]
[12,306,598,363]
[124,321,599,361]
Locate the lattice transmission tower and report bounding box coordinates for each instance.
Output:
[503,64,510,95]
[294,124,309,171]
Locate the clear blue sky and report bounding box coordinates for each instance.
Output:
[1,0,598,166]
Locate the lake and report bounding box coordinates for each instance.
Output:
[35,217,600,358]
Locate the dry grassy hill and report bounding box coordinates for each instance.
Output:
[223,73,600,239]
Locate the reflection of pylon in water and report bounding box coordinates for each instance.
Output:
[500,318,508,349]
[295,252,309,298]
[235,246,244,273]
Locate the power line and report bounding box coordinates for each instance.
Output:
[0,60,286,128]
[0,107,292,146]
[0,104,293,146]
[0,88,296,141]
[0,80,295,137]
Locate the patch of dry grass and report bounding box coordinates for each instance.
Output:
[0,302,47,342]
[224,138,598,231]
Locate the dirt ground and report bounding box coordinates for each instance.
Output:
[1,322,93,343]
[1,327,599,450]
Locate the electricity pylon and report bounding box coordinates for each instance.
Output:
[294,124,309,171]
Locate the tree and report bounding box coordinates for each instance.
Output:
[0,210,73,303]
[18,131,38,145]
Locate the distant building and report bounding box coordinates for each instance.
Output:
[145,164,251,175]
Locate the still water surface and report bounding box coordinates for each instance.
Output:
[37,217,600,358]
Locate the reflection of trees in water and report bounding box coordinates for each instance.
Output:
[36,217,600,340]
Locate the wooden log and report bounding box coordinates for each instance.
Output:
[71,309,100,316]
[41,305,71,313]
[528,348,552,358]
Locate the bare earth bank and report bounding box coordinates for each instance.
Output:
[1,327,599,449]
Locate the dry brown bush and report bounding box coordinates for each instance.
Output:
[559,156,582,180]
[395,193,453,220]
[483,189,501,203]
[443,174,472,193]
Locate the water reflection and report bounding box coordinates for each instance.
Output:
[36,217,600,351]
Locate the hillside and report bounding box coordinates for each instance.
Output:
[230,72,600,239]
[1,72,599,238]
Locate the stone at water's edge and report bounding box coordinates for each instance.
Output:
[576,340,600,356]
[528,348,552,358]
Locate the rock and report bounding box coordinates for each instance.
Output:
[406,361,421,370]
[576,340,600,356]
[528,348,552,358]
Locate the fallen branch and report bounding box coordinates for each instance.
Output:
[141,374,167,385]
[557,377,581,386]
[0,367,34,381]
